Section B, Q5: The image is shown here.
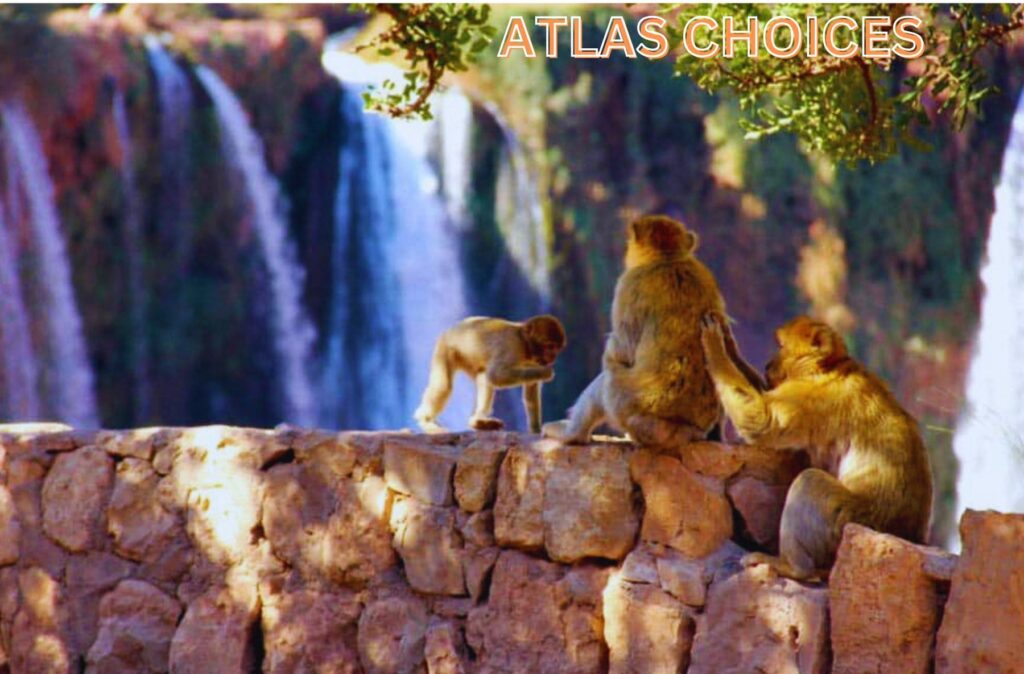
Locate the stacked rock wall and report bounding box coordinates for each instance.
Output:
[0,424,1019,673]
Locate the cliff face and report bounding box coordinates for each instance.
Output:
[0,423,1019,673]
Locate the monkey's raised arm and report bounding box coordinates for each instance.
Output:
[717,314,767,391]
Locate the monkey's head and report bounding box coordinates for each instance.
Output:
[624,215,698,269]
[522,315,567,366]
[765,316,850,386]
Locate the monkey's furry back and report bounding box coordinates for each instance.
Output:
[607,255,727,431]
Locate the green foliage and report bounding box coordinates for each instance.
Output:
[354,4,498,120]
[367,3,1023,163]
[672,3,1023,163]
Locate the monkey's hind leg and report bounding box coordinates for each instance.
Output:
[542,373,607,443]
[620,414,706,450]
[415,340,454,433]
[745,468,860,581]
[469,373,504,431]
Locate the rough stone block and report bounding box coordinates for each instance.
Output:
[390,498,465,596]
[830,524,943,674]
[543,444,639,563]
[454,438,507,512]
[41,447,114,552]
[260,586,362,674]
[357,594,429,674]
[689,565,829,674]
[384,437,458,506]
[603,575,694,674]
[493,443,549,550]
[168,586,260,674]
[936,510,1024,673]
[630,450,732,557]
[85,580,181,674]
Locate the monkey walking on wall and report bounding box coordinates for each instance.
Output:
[700,314,933,581]
[414,315,567,434]
[543,215,762,448]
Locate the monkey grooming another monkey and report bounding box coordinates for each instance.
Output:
[700,314,933,581]
[543,215,762,448]
[414,315,567,434]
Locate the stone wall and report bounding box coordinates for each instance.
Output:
[0,424,1018,674]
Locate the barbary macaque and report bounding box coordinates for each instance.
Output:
[414,315,567,434]
[701,314,933,581]
[543,215,762,448]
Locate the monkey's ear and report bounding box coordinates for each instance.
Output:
[683,230,699,253]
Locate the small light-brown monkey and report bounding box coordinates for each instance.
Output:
[700,314,933,581]
[414,315,567,434]
[543,215,762,448]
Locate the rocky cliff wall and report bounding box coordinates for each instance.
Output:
[0,424,1018,673]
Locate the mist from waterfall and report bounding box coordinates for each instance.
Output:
[112,89,151,423]
[1,100,99,428]
[953,89,1024,532]
[196,66,318,426]
[0,203,41,420]
[320,49,474,430]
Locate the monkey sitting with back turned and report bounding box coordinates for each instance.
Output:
[543,215,762,448]
[414,315,567,434]
[700,314,933,581]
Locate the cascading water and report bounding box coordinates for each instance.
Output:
[952,90,1024,529]
[0,202,41,420]
[144,37,193,270]
[1,100,99,428]
[196,66,318,426]
[112,89,151,423]
[320,48,474,430]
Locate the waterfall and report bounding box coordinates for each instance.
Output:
[320,48,474,430]
[953,90,1024,529]
[144,37,193,270]
[1,100,99,428]
[196,66,318,426]
[112,89,151,422]
[0,202,41,420]
[488,106,552,309]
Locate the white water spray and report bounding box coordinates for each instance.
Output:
[0,202,41,420]
[953,89,1024,531]
[1,100,99,428]
[196,66,318,426]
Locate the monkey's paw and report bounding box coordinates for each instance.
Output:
[417,419,448,434]
[541,420,589,444]
[700,313,728,359]
[469,416,505,431]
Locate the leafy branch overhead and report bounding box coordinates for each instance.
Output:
[364,3,1024,163]
[354,3,497,120]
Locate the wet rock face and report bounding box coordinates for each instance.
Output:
[0,424,1019,673]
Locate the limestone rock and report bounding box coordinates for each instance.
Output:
[619,545,659,585]
[462,546,499,603]
[830,524,942,674]
[543,443,638,563]
[727,476,788,549]
[261,586,362,674]
[390,498,465,596]
[185,475,263,567]
[425,619,466,674]
[453,438,507,512]
[630,450,732,557]
[9,567,73,674]
[357,594,429,674]
[655,548,711,608]
[457,510,495,548]
[603,575,694,674]
[936,510,1024,673]
[0,485,20,565]
[96,428,178,461]
[493,442,550,550]
[263,463,395,588]
[64,552,136,656]
[466,550,607,673]
[41,447,114,552]
[689,565,829,674]
[85,580,181,674]
[107,458,184,564]
[384,436,458,506]
[168,586,260,674]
